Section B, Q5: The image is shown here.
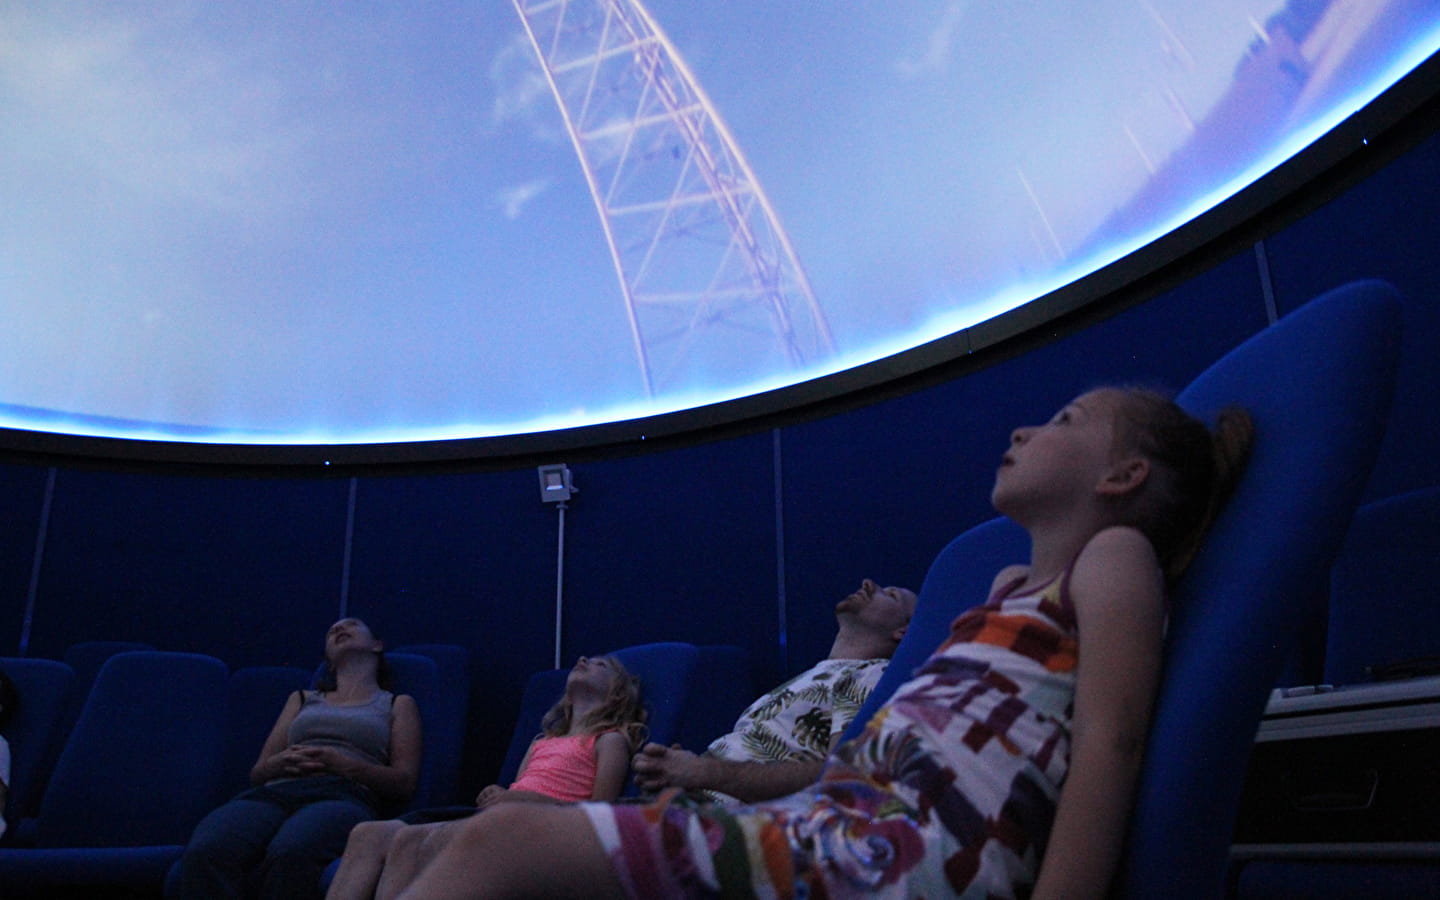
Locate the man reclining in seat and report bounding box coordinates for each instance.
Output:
[631,578,916,804]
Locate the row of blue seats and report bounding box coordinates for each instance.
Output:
[0,640,756,896]
[1228,484,1440,900]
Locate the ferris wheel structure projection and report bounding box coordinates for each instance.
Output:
[512,0,836,399]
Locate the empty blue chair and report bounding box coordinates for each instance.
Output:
[60,640,154,728]
[1325,485,1440,685]
[1223,486,1440,898]
[0,651,230,896]
[0,657,75,839]
[45,640,155,800]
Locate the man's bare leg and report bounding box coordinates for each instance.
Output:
[391,804,625,900]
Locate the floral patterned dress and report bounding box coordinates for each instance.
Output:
[581,565,1080,899]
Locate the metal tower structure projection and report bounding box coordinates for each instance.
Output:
[512,0,835,398]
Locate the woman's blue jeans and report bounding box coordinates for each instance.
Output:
[170,775,379,900]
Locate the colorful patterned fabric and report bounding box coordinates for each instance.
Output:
[581,566,1079,898]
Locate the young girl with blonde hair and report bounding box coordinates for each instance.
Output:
[327,655,646,899]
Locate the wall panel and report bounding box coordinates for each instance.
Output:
[562,431,779,688]
[347,468,556,790]
[0,463,50,655]
[1264,128,1440,501]
[29,469,347,668]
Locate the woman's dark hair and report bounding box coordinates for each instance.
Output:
[0,666,19,730]
[1110,387,1255,584]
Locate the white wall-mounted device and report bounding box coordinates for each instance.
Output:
[537,463,575,503]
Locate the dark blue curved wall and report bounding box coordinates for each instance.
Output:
[1,127,1436,801]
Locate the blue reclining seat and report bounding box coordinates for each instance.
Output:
[1116,279,1403,897]
[0,650,230,896]
[0,657,75,839]
[1325,485,1440,686]
[58,640,154,733]
[1228,485,1440,898]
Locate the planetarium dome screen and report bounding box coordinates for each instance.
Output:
[3,1,1437,452]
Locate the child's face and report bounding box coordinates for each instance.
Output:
[991,389,1125,516]
[567,655,619,692]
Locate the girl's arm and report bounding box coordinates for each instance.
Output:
[476,738,538,807]
[1032,526,1166,900]
[989,563,1028,598]
[587,730,632,801]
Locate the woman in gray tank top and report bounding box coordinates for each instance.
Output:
[171,618,422,900]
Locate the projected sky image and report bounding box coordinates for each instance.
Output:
[3,0,1438,446]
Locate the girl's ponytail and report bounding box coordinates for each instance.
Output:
[1163,406,1254,582]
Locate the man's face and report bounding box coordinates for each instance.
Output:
[837,579,917,635]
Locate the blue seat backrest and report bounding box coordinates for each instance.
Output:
[384,652,443,812]
[1116,280,1403,897]
[56,641,154,748]
[674,645,754,752]
[1325,485,1440,685]
[0,657,75,831]
[221,665,312,801]
[607,642,700,753]
[391,643,470,805]
[498,668,570,787]
[838,517,1030,744]
[38,651,229,848]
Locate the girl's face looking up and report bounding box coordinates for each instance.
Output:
[567,655,620,693]
[992,389,1129,518]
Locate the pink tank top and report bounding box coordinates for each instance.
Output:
[509,732,607,802]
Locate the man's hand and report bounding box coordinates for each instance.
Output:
[634,742,828,803]
[631,742,707,793]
